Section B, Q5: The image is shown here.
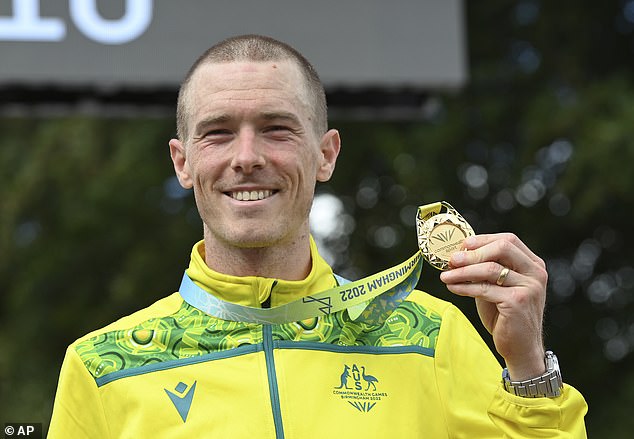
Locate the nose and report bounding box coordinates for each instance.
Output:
[230,128,266,174]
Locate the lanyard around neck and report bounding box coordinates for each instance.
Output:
[178,201,472,325]
[178,251,423,325]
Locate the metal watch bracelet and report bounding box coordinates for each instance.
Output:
[502,350,563,398]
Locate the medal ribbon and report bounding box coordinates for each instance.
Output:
[179,251,422,325]
[178,202,461,325]
[418,201,444,221]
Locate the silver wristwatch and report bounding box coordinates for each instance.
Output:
[502,350,563,398]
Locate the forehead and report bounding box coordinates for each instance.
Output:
[187,60,310,120]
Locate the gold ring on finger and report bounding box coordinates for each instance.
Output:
[496,267,510,286]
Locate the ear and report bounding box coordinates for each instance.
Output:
[169,138,194,189]
[316,129,341,182]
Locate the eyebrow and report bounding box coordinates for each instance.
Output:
[193,111,303,136]
[259,111,302,126]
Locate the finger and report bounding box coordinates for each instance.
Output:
[450,236,541,275]
[462,233,544,267]
[442,270,540,307]
[441,261,518,287]
[443,279,507,303]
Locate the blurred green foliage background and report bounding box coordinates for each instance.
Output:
[1,1,634,437]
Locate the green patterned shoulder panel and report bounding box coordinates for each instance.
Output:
[75,301,261,380]
[76,298,442,382]
[275,301,442,350]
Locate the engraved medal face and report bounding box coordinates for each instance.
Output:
[417,211,475,270]
[428,222,466,261]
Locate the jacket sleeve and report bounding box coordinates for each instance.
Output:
[434,303,588,438]
[48,345,110,439]
[488,384,588,438]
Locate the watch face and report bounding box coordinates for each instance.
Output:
[417,212,474,270]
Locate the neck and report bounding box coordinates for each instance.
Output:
[202,227,313,281]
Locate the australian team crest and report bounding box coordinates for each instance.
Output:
[332,363,388,412]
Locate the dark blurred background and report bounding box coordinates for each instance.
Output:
[1,1,633,436]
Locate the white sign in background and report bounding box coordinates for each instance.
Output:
[0,0,152,44]
[0,0,466,89]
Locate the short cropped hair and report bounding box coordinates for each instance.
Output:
[176,34,327,142]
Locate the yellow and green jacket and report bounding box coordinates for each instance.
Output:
[49,239,587,438]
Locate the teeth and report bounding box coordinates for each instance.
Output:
[231,190,273,201]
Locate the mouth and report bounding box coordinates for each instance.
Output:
[227,189,277,201]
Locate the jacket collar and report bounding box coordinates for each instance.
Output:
[185,236,336,308]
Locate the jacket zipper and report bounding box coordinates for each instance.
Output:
[263,324,285,438]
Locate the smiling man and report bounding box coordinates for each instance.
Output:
[169,57,339,280]
[49,35,587,438]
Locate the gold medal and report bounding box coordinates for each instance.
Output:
[416,201,475,270]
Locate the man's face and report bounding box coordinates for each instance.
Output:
[170,60,339,250]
